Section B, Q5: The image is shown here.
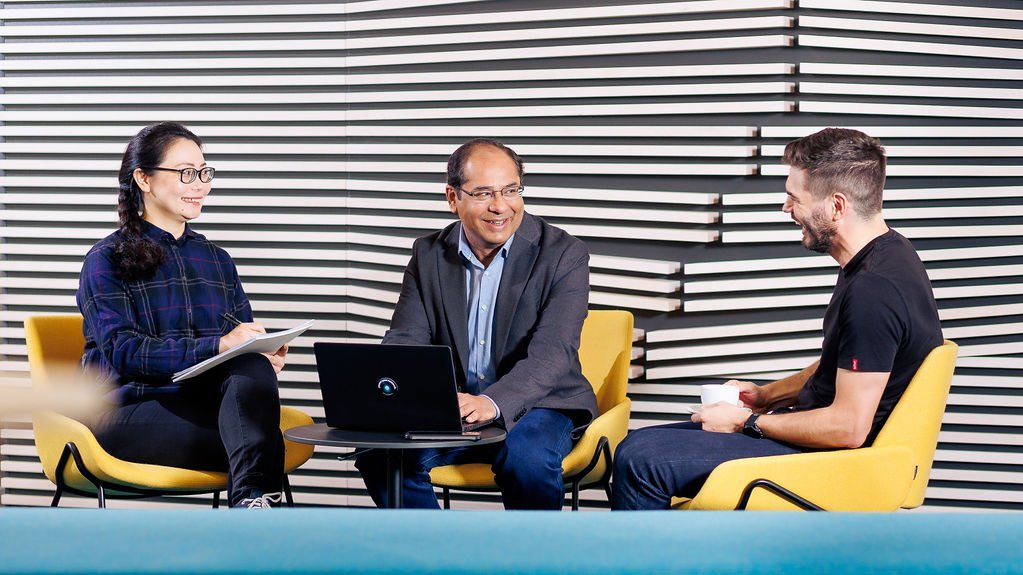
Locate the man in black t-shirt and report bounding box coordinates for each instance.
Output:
[790,227,943,444]
[611,128,943,510]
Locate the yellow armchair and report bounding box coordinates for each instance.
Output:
[675,340,958,511]
[430,309,634,510]
[25,314,314,508]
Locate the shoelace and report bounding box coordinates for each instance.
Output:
[240,492,284,509]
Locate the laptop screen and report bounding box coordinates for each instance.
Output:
[314,342,466,433]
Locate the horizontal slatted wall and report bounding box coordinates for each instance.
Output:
[640,0,1023,512]
[329,0,795,509]
[0,0,355,508]
[2,0,1021,511]
[799,0,1023,512]
[0,0,791,509]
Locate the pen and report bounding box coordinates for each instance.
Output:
[221,312,244,326]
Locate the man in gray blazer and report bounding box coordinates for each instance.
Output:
[356,138,597,509]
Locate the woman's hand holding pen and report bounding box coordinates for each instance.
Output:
[219,312,286,373]
[218,321,266,353]
[219,312,287,373]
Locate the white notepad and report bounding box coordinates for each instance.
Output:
[171,320,315,382]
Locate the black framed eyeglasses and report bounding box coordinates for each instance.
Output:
[456,185,524,202]
[146,166,216,184]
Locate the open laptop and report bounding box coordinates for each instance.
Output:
[313,342,491,434]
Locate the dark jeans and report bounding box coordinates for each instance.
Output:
[611,422,801,510]
[355,407,575,510]
[90,354,284,506]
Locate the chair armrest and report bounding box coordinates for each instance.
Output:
[562,398,631,478]
[687,445,916,511]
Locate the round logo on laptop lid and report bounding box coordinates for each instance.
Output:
[377,377,398,396]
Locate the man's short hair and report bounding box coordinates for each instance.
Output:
[447,138,524,191]
[782,128,887,218]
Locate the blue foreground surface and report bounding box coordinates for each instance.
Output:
[1,508,1022,574]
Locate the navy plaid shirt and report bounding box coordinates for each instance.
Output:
[77,222,252,401]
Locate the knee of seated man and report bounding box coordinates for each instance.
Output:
[612,429,652,475]
[499,435,565,476]
[611,436,634,473]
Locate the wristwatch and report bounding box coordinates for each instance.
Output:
[742,413,765,439]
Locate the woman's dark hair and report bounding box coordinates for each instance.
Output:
[112,122,203,280]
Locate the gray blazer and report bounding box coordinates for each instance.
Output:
[383,212,597,431]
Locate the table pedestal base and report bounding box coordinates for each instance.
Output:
[385,449,403,509]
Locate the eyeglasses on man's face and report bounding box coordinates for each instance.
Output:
[457,184,524,203]
[147,166,216,184]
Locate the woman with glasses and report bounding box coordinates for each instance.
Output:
[76,122,287,509]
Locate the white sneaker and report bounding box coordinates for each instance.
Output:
[236,492,283,509]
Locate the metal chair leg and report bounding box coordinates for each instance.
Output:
[51,443,74,508]
[560,436,613,511]
[442,488,451,509]
[63,441,108,508]
[736,479,824,511]
[283,475,295,507]
[50,440,229,508]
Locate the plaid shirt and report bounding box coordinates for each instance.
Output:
[77,222,252,401]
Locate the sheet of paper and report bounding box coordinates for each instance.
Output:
[171,320,315,382]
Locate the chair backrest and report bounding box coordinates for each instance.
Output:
[578,310,634,415]
[872,340,958,509]
[24,315,87,387]
[24,315,90,485]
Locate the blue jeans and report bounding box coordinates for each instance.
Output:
[356,408,575,509]
[611,422,801,510]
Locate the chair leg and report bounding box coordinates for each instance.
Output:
[736,479,824,511]
[48,440,235,509]
[283,475,295,507]
[51,443,75,508]
[561,436,613,511]
[63,441,108,508]
[442,488,451,510]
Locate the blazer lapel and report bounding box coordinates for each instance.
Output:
[493,214,540,364]
[439,227,469,377]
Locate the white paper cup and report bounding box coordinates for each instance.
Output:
[700,384,740,406]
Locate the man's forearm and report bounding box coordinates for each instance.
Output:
[758,368,889,449]
[757,406,862,449]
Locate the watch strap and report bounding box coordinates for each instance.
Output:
[742,413,764,439]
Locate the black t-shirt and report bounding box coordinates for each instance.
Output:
[794,229,943,445]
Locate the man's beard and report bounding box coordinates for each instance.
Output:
[802,207,837,254]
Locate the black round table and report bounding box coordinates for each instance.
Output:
[284,424,506,508]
